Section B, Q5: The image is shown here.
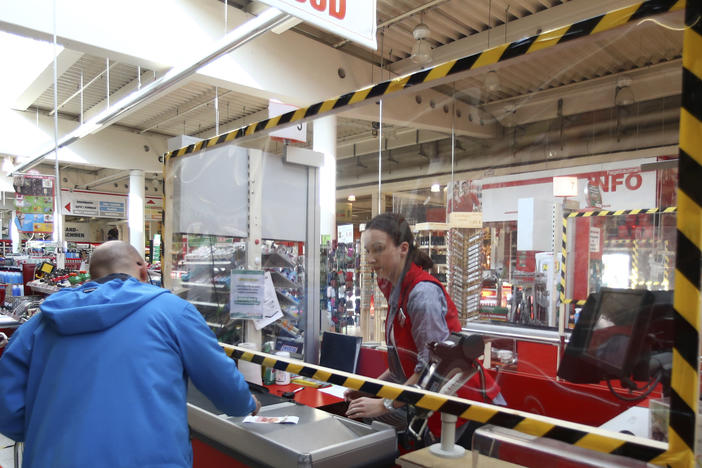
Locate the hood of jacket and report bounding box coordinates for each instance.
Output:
[39,277,169,335]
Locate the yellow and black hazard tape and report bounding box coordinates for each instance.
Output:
[606,238,666,245]
[666,0,702,465]
[566,207,677,218]
[562,299,587,306]
[162,0,684,163]
[221,344,667,462]
[559,207,676,309]
[630,239,640,287]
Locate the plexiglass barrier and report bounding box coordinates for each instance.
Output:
[163,3,701,464]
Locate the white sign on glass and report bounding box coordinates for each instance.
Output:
[337,223,353,243]
[257,0,377,49]
[230,270,265,319]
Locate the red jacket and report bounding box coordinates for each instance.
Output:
[379,262,500,403]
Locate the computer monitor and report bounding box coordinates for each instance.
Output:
[320,331,362,374]
[558,288,656,385]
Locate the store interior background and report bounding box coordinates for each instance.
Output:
[0,0,689,445]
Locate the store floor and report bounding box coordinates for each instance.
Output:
[0,433,18,468]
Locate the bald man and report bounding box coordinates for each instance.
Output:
[0,241,259,468]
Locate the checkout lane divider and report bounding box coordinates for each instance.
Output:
[221,343,667,462]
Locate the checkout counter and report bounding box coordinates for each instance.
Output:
[187,382,398,468]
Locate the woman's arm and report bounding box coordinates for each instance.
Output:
[345,371,421,418]
[406,282,450,373]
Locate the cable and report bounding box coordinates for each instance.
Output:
[476,363,488,402]
[606,372,662,403]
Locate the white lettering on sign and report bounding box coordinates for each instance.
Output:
[258,0,377,49]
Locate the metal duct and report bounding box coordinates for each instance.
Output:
[12,7,290,175]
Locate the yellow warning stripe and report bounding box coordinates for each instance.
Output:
[222,344,667,462]
[567,207,677,218]
[591,4,640,34]
[666,2,701,464]
[527,25,570,54]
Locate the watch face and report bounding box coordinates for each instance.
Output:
[383,398,394,411]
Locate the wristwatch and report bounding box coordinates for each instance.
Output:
[383,398,395,412]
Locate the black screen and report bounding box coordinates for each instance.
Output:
[558,288,656,383]
[320,332,362,374]
[584,291,639,372]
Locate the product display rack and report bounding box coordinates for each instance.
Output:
[413,222,449,286]
[324,241,359,333]
[447,228,483,321]
[170,235,246,342]
[359,243,386,344]
[261,245,305,343]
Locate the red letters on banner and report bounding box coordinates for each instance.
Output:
[295,0,346,19]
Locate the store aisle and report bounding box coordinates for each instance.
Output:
[0,433,18,468]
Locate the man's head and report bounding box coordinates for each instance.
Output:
[89,241,149,282]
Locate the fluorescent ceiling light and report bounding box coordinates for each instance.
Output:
[347,194,356,202]
[0,31,61,109]
[430,183,441,193]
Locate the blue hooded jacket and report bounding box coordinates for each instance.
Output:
[0,276,255,467]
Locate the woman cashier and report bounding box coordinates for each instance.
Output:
[345,213,504,443]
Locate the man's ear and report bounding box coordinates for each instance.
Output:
[136,260,149,283]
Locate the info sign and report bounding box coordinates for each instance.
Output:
[258,0,377,50]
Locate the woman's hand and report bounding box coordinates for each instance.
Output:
[345,397,387,419]
[343,389,370,401]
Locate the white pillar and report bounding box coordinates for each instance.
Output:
[314,115,336,240]
[10,211,20,253]
[128,169,145,258]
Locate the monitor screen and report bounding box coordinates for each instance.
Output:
[583,291,640,372]
[558,288,656,384]
[320,332,362,374]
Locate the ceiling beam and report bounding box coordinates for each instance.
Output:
[483,60,681,128]
[13,48,83,111]
[0,0,382,108]
[390,0,675,75]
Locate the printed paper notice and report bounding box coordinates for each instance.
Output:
[230,270,265,319]
[253,272,284,330]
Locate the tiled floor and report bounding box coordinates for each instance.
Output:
[0,434,19,468]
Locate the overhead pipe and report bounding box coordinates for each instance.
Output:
[12,7,290,175]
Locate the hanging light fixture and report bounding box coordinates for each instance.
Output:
[430,183,441,193]
[347,194,356,202]
[615,76,635,106]
[411,22,432,65]
[484,70,500,92]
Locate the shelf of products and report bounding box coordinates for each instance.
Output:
[447,228,483,321]
[414,223,450,286]
[323,241,359,334]
[169,236,247,344]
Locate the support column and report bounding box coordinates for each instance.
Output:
[128,169,145,257]
[314,115,336,240]
[10,211,20,253]
[371,191,387,218]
